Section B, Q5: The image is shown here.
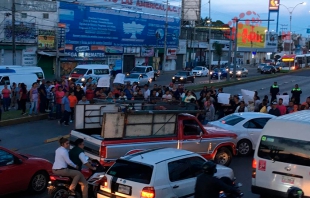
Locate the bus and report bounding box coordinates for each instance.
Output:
[280,54,310,71]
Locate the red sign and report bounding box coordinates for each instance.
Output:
[258,160,266,171]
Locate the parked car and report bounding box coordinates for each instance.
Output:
[124,73,151,85]
[208,113,276,156]
[0,146,52,196]
[130,66,156,81]
[210,68,227,79]
[226,64,240,72]
[261,66,276,74]
[191,66,209,77]
[234,67,249,77]
[68,64,110,81]
[172,71,195,83]
[257,63,268,72]
[97,148,235,198]
[264,59,274,66]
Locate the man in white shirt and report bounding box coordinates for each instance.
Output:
[143,84,150,100]
[52,137,88,198]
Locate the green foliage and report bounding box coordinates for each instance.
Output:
[212,41,223,67]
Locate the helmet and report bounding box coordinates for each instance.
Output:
[202,161,217,175]
[287,187,304,198]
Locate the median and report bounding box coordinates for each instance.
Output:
[0,110,48,127]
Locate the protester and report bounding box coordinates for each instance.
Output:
[1,85,11,112]
[19,83,28,115]
[277,98,287,116]
[78,95,90,104]
[235,101,248,113]
[268,101,281,116]
[28,82,39,116]
[68,92,78,122]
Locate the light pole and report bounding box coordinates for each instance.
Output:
[208,0,212,84]
[162,0,169,71]
[278,2,306,71]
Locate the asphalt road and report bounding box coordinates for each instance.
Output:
[2,70,310,198]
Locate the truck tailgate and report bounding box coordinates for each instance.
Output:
[70,130,102,160]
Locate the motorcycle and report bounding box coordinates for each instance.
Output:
[219,177,244,198]
[48,160,106,198]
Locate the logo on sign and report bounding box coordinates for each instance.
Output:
[75,46,90,52]
[258,160,266,171]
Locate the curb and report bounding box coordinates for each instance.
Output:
[0,114,49,127]
[45,134,70,143]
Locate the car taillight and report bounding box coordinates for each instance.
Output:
[252,159,257,178]
[141,187,155,198]
[99,146,106,165]
[50,176,57,181]
[99,176,108,188]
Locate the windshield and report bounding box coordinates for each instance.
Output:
[94,69,109,75]
[107,159,153,184]
[132,67,146,73]
[258,135,310,166]
[263,66,272,69]
[193,67,202,70]
[213,69,219,72]
[176,72,187,76]
[72,68,87,74]
[35,72,44,79]
[218,114,245,126]
[126,74,140,78]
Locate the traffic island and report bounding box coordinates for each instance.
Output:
[0,112,48,127]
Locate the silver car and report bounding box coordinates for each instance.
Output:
[124,73,150,85]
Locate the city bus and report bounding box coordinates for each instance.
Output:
[280,54,310,71]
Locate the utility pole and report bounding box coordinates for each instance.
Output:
[12,0,16,65]
[208,0,212,84]
[227,28,232,81]
[162,0,168,71]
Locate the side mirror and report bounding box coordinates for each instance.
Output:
[14,157,23,165]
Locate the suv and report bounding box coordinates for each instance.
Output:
[130,66,156,81]
[97,148,234,198]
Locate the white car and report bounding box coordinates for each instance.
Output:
[130,66,156,81]
[97,148,234,198]
[124,73,151,85]
[191,66,209,77]
[208,113,276,156]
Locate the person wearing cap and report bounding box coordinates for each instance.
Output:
[291,84,302,105]
[268,101,281,116]
[270,82,279,104]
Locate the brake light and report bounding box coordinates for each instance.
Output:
[252,159,257,178]
[99,176,108,188]
[141,187,155,198]
[50,176,57,181]
[99,146,106,165]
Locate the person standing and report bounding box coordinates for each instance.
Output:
[268,101,281,116]
[39,79,47,113]
[270,82,279,104]
[277,98,287,116]
[55,86,65,119]
[291,84,302,105]
[28,82,39,116]
[68,92,78,122]
[59,91,71,126]
[1,85,11,111]
[10,82,17,109]
[19,83,28,115]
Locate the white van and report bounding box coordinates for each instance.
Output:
[0,73,38,90]
[252,111,310,197]
[68,64,110,81]
[0,66,45,80]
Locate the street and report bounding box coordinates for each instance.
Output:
[2,70,310,198]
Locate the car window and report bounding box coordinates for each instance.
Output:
[94,69,109,75]
[168,158,193,182]
[0,150,14,167]
[183,120,202,136]
[258,135,310,166]
[107,159,153,184]
[146,68,150,72]
[188,157,205,176]
[87,70,92,75]
[149,67,153,71]
[142,74,148,78]
[243,118,271,129]
[218,115,245,126]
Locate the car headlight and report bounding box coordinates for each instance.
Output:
[210,72,213,74]
[229,71,232,74]
[219,72,221,75]
[68,77,72,80]
[81,78,85,82]
[237,71,241,74]
[172,77,175,79]
[180,77,184,79]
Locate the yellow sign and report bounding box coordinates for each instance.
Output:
[38,35,55,50]
[269,0,280,11]
[237,25,267,48]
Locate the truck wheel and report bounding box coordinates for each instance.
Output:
[214,147,232,166]
[237,139,252,156]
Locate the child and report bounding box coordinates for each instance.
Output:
[68,91,77,122]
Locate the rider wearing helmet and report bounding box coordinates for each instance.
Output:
[194,161,241,198]
[287,187,304,198]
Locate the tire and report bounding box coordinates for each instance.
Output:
[237,139,252,156]
[214,147,232,166]
[28,171,49,194]
[48,187,82,198]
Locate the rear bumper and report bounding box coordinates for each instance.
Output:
[252,185,310,198]
[97,190,125,198]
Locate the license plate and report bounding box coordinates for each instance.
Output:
[118,184,131,195]
[282,176,294,184]
[175,79,179,81]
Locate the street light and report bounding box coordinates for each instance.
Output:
[208,0,212,84]
[277,2,306,71]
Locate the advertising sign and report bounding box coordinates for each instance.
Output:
[38,35,55,50]
[167,48,177,59]
[59,2,180,48]
[265,32,278,48]
[177,39,186,54]
[237,25,267,48]
[141,47,154,57]
[58,23,66,50]
[22,46,37,66]
[269,0,280,11]
[3,20,36,43]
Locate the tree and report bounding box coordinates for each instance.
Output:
[212,41,223,68]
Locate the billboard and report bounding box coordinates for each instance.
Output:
[59,2,180,48]
[182,0,201,21]
[3,20,36,43]
[265,32,278,48]
[269,0,280,11]
[237,25,267,48]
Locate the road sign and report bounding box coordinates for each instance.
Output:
[307,29,310,34]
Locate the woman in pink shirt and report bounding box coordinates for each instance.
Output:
[1,85,11,111]
[55,86,65,119]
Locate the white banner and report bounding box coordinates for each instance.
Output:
[241,89,255,104]
[22,46,37,66]
[217,93,230,105]
[276,95,289,106]
[113,73,125,84]
[97,76,110,88]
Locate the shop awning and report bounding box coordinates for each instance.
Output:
[37,51,69,57]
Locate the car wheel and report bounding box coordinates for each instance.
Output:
[29,171,49,194]
[237,139,252,156]
[214,147,232,166]
[48,186,82,198]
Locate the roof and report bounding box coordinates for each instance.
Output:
[232,112,276,119]
[76,64,109,68]
[122,148,194,165]
[274,110,310,123]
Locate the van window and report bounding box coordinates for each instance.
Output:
[243,118,271,129]
[87,70,92,75]
[72,68,88,74]
[183,120,202,136]
[94,69,109,75]
[0,76,9,85]
[258,135,310,166]
[35,72,44,79]
[218,115,245,126]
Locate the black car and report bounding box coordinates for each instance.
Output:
[172,71,195,83]
[261,66,276,74]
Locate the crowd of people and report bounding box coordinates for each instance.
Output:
[0,76,309,124]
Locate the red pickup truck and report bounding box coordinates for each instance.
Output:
[70,105,238,167]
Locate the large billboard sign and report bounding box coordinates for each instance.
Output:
[59,2,180,48]
[61,0,181,18]
[237,25,267,48]
[269,0,280,11]
[182,0,201,21]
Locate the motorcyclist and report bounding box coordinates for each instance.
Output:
[194,161,242,198]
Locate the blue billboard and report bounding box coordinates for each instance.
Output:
[59,2,180,48]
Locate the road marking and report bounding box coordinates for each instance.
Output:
[45,134,70,143]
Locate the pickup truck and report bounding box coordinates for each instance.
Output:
[70,104,238,167]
